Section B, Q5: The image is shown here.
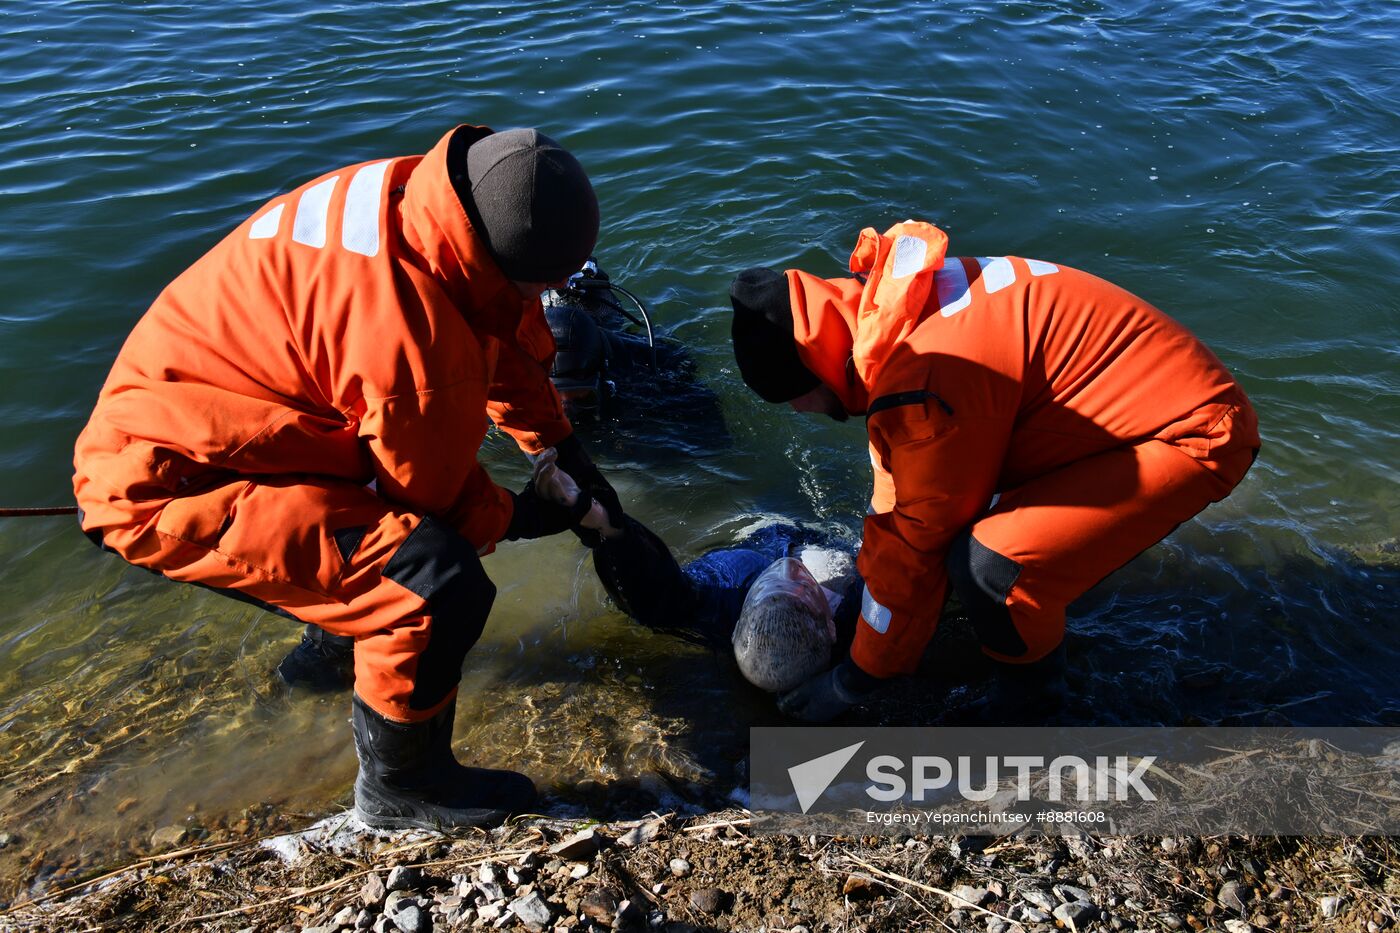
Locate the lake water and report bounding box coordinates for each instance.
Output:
[1,0,1398,900]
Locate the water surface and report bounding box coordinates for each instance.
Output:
[1,0,1398,899]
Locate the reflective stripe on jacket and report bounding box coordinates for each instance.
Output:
[74,125,571,557]
[786,222,1260,678]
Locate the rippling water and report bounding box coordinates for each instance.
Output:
[2,0,1398,898]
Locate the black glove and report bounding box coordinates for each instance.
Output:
[777,656,884,723]
[554,432,624,545]
[504,482,592,541]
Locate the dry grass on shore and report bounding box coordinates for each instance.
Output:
[2,806,1397,933]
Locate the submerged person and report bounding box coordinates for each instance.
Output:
[73,124,625,830]
[728,221,1260,721]
[529,456,863,692]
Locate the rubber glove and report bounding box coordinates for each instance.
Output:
[503,481,591,541]
[532,449,619,540]
[777,656,884,723]
[553,433,624,544]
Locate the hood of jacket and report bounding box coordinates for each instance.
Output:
[397,124,529,340]
[786,221,950,413]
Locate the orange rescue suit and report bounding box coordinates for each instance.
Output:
[72,126,572,721]
[787,222,1259,679]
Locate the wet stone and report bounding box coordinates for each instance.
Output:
[387,865,421,892]
[1054,901,1100,925]
[150,825,188,849]
[689,887,730,915]
[362,873,387,908]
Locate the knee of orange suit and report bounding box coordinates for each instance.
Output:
[364,516,498,721]
[946,531,1064,664]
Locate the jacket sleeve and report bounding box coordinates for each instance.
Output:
[484,298,573,454]
[360,382,515,554]
[851,413,1008,678]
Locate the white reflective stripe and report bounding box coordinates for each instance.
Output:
[248,203,284,239]
[292,175,340,248]
[890,235,928,278]
[860,585,893,634]
[977,256,1016,293]
[935,259,972,317]
[340,161,389,257]
[1026,259,1059,276]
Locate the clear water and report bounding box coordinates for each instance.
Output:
[2,0,1398,899]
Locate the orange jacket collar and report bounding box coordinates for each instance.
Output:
[399,125,525,338]
[787,221,950,414]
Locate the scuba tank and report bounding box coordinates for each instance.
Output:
[542,258,657,415]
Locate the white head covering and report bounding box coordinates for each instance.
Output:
[731,557,838,692]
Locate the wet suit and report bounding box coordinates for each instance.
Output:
[544,271,730,458]
[591,517,863,653]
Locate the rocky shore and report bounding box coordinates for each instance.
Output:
[1,806,1397,933]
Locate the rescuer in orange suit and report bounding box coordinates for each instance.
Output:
[72,125,624,829]
[728,221,1260,722]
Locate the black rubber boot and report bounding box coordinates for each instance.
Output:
[276,626,355,691]
[986,642,1070,716]
[351,694,537,831]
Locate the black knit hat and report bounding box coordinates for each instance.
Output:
[460,128,599,283]
[729,267,820,403]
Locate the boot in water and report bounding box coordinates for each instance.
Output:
[351,694,537,830]
[276,626,355,691]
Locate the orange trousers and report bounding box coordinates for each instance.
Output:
[947,402,1259,664]
[93,477,494,722]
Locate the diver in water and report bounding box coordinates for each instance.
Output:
[540,260,730,457]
